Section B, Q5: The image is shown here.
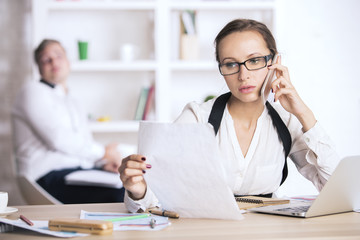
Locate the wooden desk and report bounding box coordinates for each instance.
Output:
[2,203,360,239]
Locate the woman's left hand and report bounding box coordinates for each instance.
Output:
[268,59,317,132]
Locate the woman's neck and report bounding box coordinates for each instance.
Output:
[227,97,265,129]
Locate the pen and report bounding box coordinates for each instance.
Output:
[149,218,156,229]
[20,215,34,226]
[148,209,179,219]
[105,214,150,222]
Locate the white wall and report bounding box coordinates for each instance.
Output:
[275,0,360,197]
[0,0,31,205]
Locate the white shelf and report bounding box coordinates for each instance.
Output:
[71,60,157,72]
[48,1,156,10]
[34,0,276,133]
[89,121,139,133]
[169,0,275,10]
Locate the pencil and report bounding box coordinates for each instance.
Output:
[20,215,34,226]
[148,209,179,219]
[105,214,150,222]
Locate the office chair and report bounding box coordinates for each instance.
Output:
[17,175,62,205]
[11,154,61,205]
[11,116,62,205]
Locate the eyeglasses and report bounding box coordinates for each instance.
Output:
[219,54,273,76]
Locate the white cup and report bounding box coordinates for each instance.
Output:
[0,192,8,212]
[119,44,139,62]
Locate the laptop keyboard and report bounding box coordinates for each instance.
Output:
[274,205,310,213]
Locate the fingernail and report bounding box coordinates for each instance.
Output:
[146,164,152,169]
[141,157,146,161]
[142,170,146,174]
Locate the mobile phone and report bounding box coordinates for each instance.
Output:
[261,54,279,104]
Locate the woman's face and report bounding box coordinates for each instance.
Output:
[218,30,271,104]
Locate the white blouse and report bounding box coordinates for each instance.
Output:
[12,81,105,180]
[124,97,340,213]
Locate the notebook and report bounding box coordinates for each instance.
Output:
[236,196,290,210]
[65,170,123,189]
[250,156,360,218]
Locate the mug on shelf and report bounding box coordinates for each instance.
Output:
[77,40,88,60]
[119,43,139,62]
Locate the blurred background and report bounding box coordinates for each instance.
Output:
[1,0,359,205]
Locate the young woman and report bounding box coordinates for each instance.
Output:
[119,19,340,213]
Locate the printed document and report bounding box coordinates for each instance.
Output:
[139,122,243,220]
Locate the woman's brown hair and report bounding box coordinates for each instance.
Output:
[214,19,277,63]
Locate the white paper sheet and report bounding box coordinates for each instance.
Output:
[0,218,88,238]
[80,210,170,231]
[139,122,243,220]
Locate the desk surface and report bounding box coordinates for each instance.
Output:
[2,203,360,239]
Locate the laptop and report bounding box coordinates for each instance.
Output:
[250,156,360,218]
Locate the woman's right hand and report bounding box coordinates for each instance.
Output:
[118,154,151,200]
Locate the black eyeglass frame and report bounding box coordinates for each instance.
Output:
[218,54,273,76]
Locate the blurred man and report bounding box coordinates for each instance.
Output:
[12,39,125,203]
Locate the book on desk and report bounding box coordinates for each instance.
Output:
[236,196,289,210]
